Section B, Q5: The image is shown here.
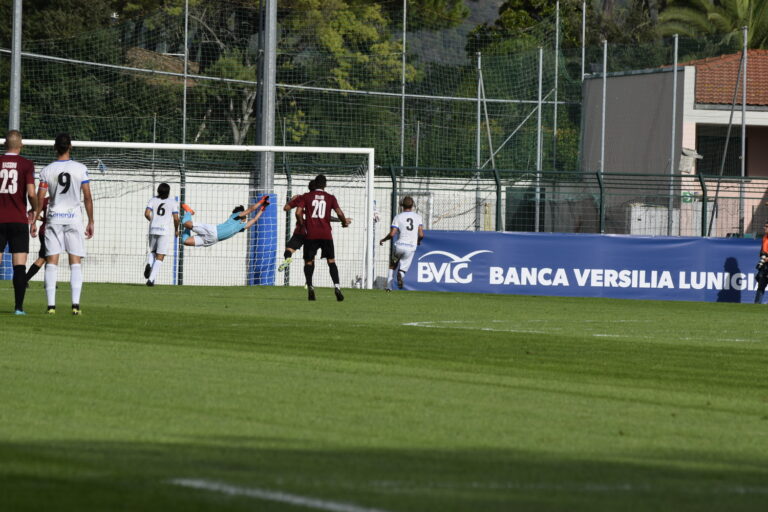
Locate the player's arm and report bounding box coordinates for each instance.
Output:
[294,208,304,227]
[283,194,300,212]
[26,181,38,219]
[82,182,94,239]
[418,225,425,245]
[144,207,153,221]
[173,212,180,235]
[330,215,352,224]
[333,206,349,228]
[33,182,48,226]
[380,226,398,245]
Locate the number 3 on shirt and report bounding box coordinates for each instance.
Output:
[311,198,327,218]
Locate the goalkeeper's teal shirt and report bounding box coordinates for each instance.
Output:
[216,213,246,241]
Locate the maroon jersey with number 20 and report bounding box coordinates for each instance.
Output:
[299,190,340,240]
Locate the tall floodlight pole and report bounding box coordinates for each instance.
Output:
[400,0,407,170]
[553,1,560,169]
[581,1,586,81]
[739,26,747,235]
[258,0,277,192]
[475,52,482,231]
[8,0,22,130]
[536,47,543,233]
[668,34,678,236]
[182,0,189,145]
[601,39,607,176]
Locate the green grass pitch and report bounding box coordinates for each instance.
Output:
[1,282,767,511]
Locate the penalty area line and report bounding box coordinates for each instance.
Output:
[169,478,394,512]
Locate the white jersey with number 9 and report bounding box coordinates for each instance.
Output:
[39,160,90,225]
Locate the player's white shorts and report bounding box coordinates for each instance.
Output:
[393,242,417,273]
[45,223,86,257]
[148,233,175,255]
[191,222,219,247]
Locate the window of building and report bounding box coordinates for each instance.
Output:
[696,124,744,176]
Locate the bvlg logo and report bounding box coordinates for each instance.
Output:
[416,250,492,284]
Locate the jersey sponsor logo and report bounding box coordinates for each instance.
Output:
[49,210,77,219]
[417,249,492,284]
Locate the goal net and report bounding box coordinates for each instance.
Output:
[10,140,375,289]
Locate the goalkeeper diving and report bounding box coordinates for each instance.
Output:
[180,195,270,247]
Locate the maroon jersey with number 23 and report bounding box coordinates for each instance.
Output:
[299,190,339,240]
[0,154,36,223]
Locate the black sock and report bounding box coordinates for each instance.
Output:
[304,263,314,287]
[328,262,340,285]
[26,262,43,282]
[284,250,292,259]
[13,265,26,310]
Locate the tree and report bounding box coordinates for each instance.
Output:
[659,0,768,48]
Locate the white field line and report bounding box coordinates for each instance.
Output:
[401,321,760,343]
[169,479,394,512]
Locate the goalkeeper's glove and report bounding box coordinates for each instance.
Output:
[757,256,767,270]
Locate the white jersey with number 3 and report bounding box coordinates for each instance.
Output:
[146,196,179,235]
[39,160,90,225]
[392,211,423,247]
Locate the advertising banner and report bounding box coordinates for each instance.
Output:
[406,231,762,303]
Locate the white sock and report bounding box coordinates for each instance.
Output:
[386,269,394,288]
[70,264,83,305]
[149,259,163,283]
[146,252,155,266]
[45,263,58,307]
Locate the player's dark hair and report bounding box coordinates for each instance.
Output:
[314,174,327,189]
[157,183,170,199]
[401,196,415,209]
[232,205,245,214]
[308,180,317,191]
[54,133,72,156]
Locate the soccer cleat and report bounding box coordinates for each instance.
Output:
[14,309,26,316]
[307,286,316,301]
[146,280,154,287]
[181,203,195,214]
[72,304,81,316]
[144,263,151,279]
[397,272,404,289]
[47,306,56,315]
[384,288,392,292]
[277,257,292,272]
[334,287,344,302]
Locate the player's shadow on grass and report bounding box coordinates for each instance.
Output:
[717,257,741,303]
[1,439,767,511]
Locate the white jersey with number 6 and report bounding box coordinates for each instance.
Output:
[392,211,423,247]
[146,196,179,235]
[39,160,90,225]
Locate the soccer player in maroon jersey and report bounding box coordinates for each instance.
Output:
[295,174,350,301]
[0,130,38,315]
[278,179,316,272]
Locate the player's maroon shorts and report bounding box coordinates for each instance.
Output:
[286,233,306,251]
[0,223,29,253]
[303,239,335,261]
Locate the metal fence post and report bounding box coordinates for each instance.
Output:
[493,168,502,231]
[698,173,707,237]
[597,171,605,234]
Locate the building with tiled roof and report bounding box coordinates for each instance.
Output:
[680,49,768,106]
[580,50,768,236]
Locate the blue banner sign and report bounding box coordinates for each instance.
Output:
[405,231,762,303]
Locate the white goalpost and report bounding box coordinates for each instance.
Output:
[9,139,376,289]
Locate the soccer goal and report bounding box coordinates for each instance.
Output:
[12,140,375,289]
